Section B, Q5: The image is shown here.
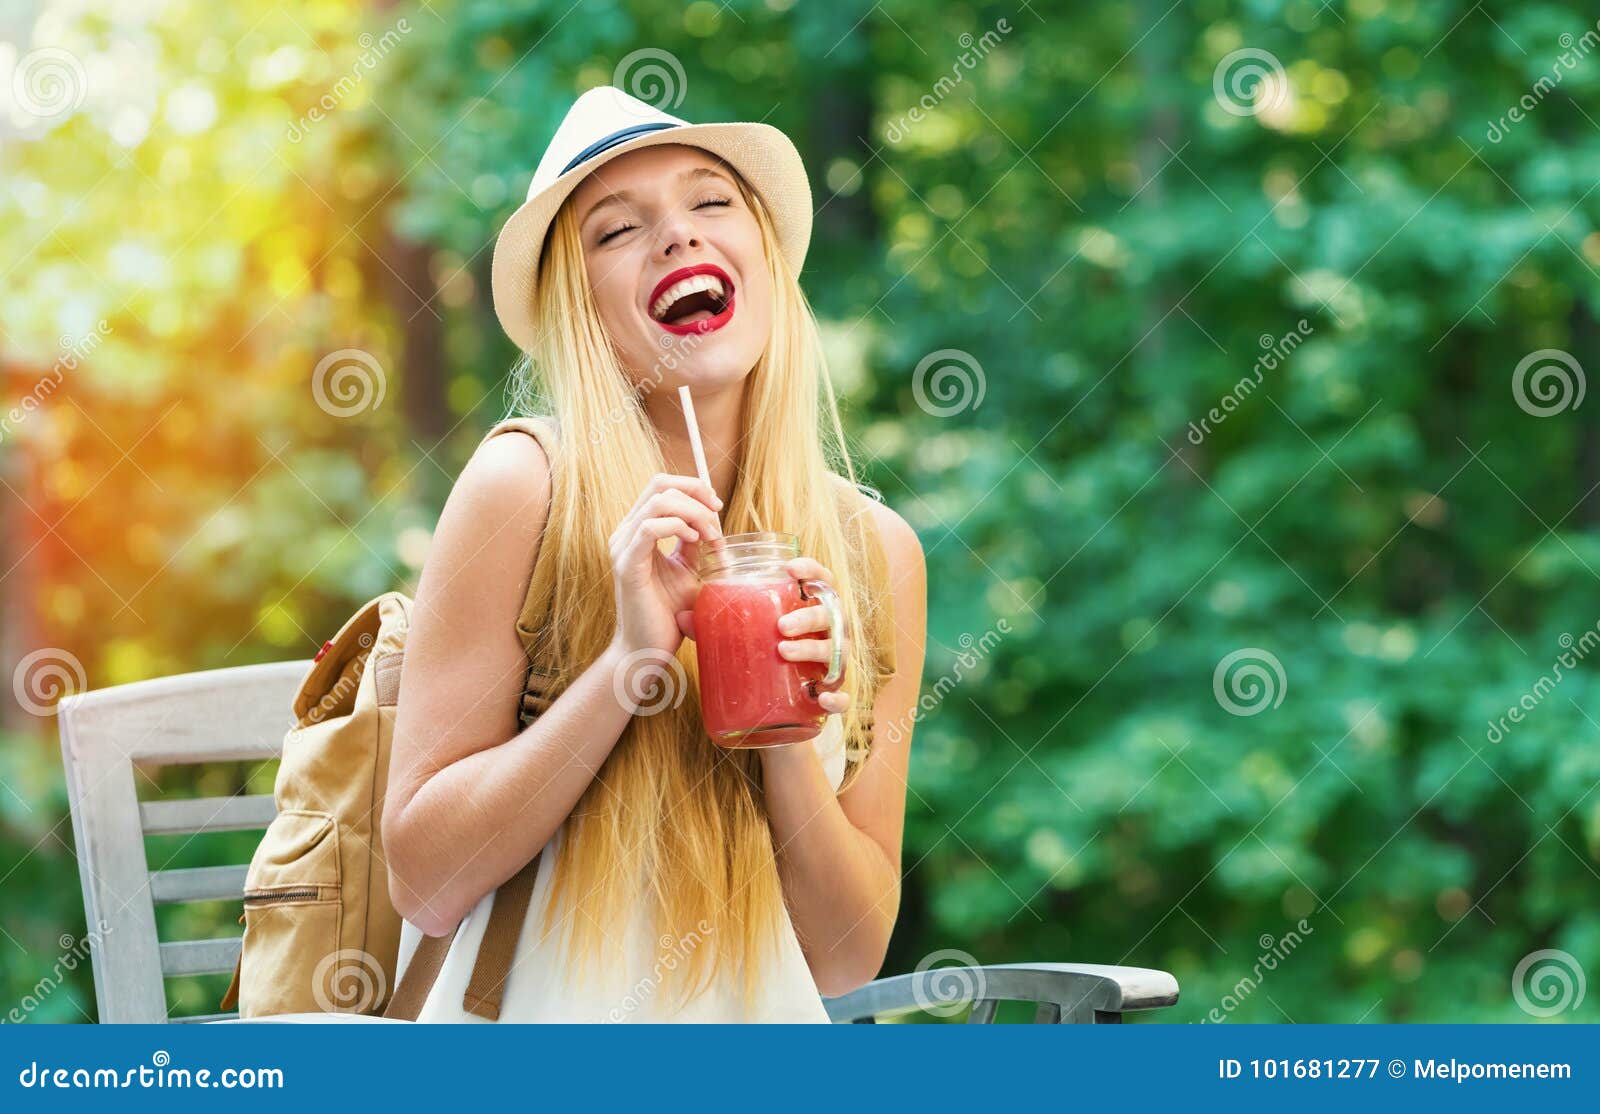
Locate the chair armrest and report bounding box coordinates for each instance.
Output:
[823,961,1180,1024]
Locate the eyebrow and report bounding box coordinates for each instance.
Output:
[581,166,735,224]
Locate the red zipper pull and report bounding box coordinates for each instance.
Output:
[313,639,335,663]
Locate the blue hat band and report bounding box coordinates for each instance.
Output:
[560,121,680,176]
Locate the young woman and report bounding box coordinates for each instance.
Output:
[381,87,927,1022]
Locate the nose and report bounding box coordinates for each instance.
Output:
[654,212,700,259]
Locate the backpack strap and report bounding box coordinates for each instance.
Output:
[382,851,543,1021]
[461,852,543,1020]
[479,415,567,725]
[382,931,451,1021]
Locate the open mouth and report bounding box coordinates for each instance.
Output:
[647,263,737,336]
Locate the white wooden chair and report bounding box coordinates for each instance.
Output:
[60,662,1180,1023]
[58,661,305,1023]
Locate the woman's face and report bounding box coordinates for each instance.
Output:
[568,144,773,391]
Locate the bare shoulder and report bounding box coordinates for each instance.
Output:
[831,473,924,578]
[408,427,552,654]
[446,427,552,534]
[861,494,923,574]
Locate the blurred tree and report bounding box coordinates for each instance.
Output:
[2,0,1597,1022]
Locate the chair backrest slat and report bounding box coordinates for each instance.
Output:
[159,938,244,978]
[58,660,307,1022]
[139,794,277,836]
[149,866,250,905]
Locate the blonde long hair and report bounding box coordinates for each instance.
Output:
[506,159,883,1006]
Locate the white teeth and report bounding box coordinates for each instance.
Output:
[650,273,728,320]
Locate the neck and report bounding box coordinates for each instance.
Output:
[644,379,746,506]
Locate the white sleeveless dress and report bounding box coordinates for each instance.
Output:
[393,717,847,1023]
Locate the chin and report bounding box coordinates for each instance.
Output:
[660,354,757,393]
[632,328,767,393]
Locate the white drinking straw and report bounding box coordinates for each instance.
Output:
[678,386,766,533]
[678,385,712,493]
[677,384,737,539]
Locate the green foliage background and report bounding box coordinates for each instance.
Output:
[2,0,1598,1022]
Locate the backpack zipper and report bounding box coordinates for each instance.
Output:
[243,887,326,906]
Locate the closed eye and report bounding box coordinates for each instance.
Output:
[597,196,728,245]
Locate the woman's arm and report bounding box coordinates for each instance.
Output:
[759,500,927,996]
[383,432,724,936]
[382,432,632,935]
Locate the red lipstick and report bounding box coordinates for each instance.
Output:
[647,263,737,336]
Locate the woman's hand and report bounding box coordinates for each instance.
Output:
[778,556,851,716]
[609,473,723,658]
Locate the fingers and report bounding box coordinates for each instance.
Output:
[617,474,722,538]
[609,487,723,573]
[815,690,850,715]
[620,489,722,550]
[671,533,701,574]
[676,609,696,641]
[643,471,723,512]
[778,637,834,664]
[778,605,829,637]
[786,556,830,583]
[619,517,699,573]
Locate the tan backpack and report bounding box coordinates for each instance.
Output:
[223,415,897,1020]
[217,584,544,1020]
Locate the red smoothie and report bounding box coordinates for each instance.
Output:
[694,576,825,747]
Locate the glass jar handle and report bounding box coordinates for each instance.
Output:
[798,578,848,690]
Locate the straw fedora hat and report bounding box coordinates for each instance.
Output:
[490,85,814,353]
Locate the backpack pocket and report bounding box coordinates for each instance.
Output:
[238,809,344,1016]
